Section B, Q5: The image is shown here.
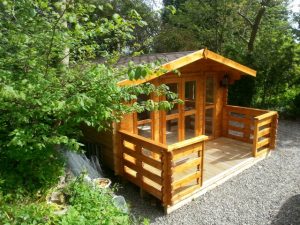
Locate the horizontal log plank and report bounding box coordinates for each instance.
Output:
[119,130,168,153]
[123,146,137,158]
[257,138,270,148]
[166,113,179,121]
[258,127,271,138]
[123,147,163,170]
[141,168,162,185]
[142,181,162,200]
[171,185,199,204]
[141,154,162,170]
[123,153,136,164]
[227,115,252,124]
[257,118,273,128]
[228,125,245,133]
[172,158,202,173]
[172,171,201,191]
[172,147,201,160]
[255,111,277,121]
[255,147,269,157]
[137,119,152,125]
[225,105,268,115]
[123,159,138,171]
[168,135,208,152]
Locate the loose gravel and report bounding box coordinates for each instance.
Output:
[116,120,300,225]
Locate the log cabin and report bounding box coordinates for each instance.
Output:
[82,49,278,213]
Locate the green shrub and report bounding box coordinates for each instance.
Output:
[0,176,142,225]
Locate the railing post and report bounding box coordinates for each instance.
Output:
[135,145,143,188]
[270,113,278,149]
[222,106,228,137]
[252,119,259,157]
[244,115,251,142]
[118,133,125,176]
[162,151,173,207]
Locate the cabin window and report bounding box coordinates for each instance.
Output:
[137,94,152,139]
[185,114,195,140]
[165,83,179,144]
[205,108,213,136]
[206,77,214,105]
[184,81,196,111]
[166,83,179,115]
[166,118,179,144]
[184,80,197,140]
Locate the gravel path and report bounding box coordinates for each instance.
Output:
[116,120,300,225]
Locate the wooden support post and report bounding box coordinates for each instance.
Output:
[252,119,259,157]
[200,142,205,186]
[222,107,228,137]
[117,132,124,176]
[270,113,278,149]
[162,151,173,207]
[243,115,251,142]
[136,145,143,187]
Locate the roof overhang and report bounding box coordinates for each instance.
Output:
[118,49,256,86]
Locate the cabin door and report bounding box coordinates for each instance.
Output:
[204,73,216,139]
[161,78,198,145]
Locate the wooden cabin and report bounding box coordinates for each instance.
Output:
[83,49,278,213]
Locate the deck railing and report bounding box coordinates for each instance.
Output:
[223,105,278,157]
[118,130,207,206]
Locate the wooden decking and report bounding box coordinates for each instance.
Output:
[204,137,252,182]
[166,137,271,213]
[171,137,253,194]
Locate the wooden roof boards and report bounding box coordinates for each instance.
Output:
[118,49,256,86]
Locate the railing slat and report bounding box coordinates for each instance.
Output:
[171,171,201,191]
[258,127,271,138]
[257,118,273,127]
[257,138,271,148]
[172,158,201,173]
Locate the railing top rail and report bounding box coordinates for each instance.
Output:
[168,135,208,152]
[225,105,269,114]
[119,130,208,153]
[254,111,278,121]
[119,129,168,152]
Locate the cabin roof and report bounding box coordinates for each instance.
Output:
[118,49,256,86]
[116,50,196,66]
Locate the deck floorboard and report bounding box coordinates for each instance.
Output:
[203,137,252,182]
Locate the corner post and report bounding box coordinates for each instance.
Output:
[252,119,259,157]
[162,150,173,210]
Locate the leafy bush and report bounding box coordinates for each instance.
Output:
[0,176,145,225]
[0,0,179,192]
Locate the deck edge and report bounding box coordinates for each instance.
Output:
[165,151,271,214]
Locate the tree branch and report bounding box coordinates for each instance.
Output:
[248,0,271,52]
[239,35,249,44]
[45,2,69,76]
[238,10,254,27]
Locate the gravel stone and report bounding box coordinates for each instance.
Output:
[116,120,300,225]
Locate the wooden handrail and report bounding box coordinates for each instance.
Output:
[168,135,208,151]
[254,111,277,121]
[225,105,269,114]
[252,111,278,157]
[119,129,168,152]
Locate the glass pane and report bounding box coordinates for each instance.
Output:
[166,83,178,115]
[137,94,150,121]
[185,81,196,111]
[206,77,214,105]
[205,108,213,136]
[185,115,195,140]
[166,119,178,144]
[138,123,151,139]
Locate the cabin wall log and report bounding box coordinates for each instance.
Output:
[81,124,115,170]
